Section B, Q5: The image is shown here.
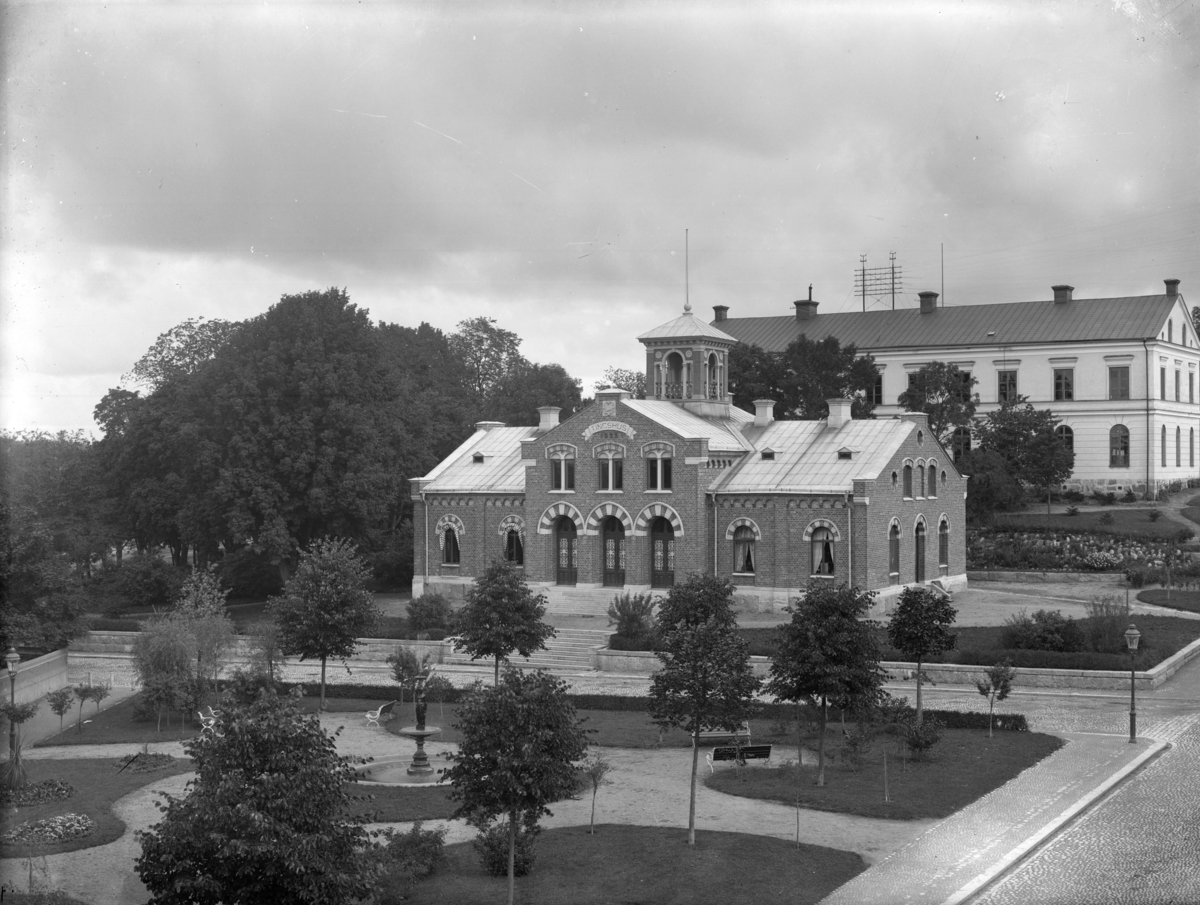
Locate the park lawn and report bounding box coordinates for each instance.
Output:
[0,756,193,857]
[707,727,1064,820]
[991,509,1192,539]
[344,783,457,822]
[388,824,865,905]
[1137,589,1200,615]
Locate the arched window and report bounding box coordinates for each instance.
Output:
[811,527,835,577]
[1176,427,1182,467]
[733,525,756,574]
[663,352,684,399]
[548,444,576,491]
[504,529,523,566]
[650,517,675,588]
[916,465,925,497]
[1162,425,1168,468]
[1192,428,1196,468]
[927,462,938,498]
[903,464,913,497]
[888,523,900,584]
[601,516,625,587]
[1056,425,1074,455]
[555,517,577,586]
[443,528,460,565]
[938,519,950,574]
[914,521,926,584]
[1110,425,1130,468]
[951,427,972,461]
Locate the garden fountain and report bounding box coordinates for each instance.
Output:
[353,677,446,786]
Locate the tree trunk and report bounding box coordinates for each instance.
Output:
[590,788,597,834]
[508,810,517,905]
[319,652,328,710]
[915,657,924,726]
[816,696,827,787]
[796,709,804,848]
[688,734,700,844]
[494,656,501,687]
[1047,486,1052,516]
[988,698,994,738]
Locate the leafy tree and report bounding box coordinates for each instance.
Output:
[580,756,613,835]
[648,574,760,844]
[489,361,583,427]
[388,647,434,707]
[47,687,75,730]
[88,684,111,715]
[122,317,240,391]
[445,669,588,905]
[174,566,236,695]
[73,683,96,733]
[728,338,879,420]
[595,367,646,399]
[897,361,979,444]
[886,588,958,725]
[449,317,525,410]
[135,687,375,905]
[765,582,886,788]
[974,660,1016,738]
[453,560,555,685]
[245,618,287,681]
[975,397,1074,514]
[958,448,1027,522]
[133,618,195,731]
[272,538,379,710]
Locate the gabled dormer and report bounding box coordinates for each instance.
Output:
[638,301,738,419]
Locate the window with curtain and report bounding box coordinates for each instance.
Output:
[443,528,460,564]
[1110,425,1129,468]
[732,526,756,574]
[811,527,835,576]
[888,524,900,583]
[504,529,523,565]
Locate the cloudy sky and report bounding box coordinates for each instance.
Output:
[3,0,1198,433]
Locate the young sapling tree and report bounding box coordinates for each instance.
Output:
[974,659,1016,738]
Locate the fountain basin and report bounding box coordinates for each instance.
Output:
[351,754,451,787]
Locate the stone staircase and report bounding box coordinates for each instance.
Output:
[540,586,633,617]
[443,627,609,674]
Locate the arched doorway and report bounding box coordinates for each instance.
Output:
[556,517,577,586]
[914,521,926,584]
[601,516,625,587]
[650,517,675,588]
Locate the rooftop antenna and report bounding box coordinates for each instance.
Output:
[854,254,903,311]
[941,243,945,307]
[683,229,691,313]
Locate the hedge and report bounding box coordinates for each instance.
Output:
[268,682,1027,730]
[88,618,144,632]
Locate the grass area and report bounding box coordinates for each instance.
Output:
[0,757,193,857]
[991,509,1192,539]
[738,614,1200,669]
[1180,495,1200,529]
[1137,589,1200,615]
[708,727,1064,820]
[345,783,457,822]
[389,824,865,905]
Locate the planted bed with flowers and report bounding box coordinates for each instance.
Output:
[1,813,94,846]
[968,528,1192,572]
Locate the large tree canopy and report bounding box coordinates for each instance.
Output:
[729,337,879,420]
[897,361,979,444]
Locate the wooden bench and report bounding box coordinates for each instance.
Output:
[694,722,752,745]
[706,744,773,774]
[365,700,397,727]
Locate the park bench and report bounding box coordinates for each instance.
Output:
[694,722,752,744]
[365,700,398,727]
[198,707,222,738]
[706,744,773,774]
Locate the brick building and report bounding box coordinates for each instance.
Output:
[411,303,967,613]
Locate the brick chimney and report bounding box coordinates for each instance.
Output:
[1165,279,1180,297]
[536,407,561,433]
[713,305,729,322]
[753,399,775,428]
[794,284,818,321]
[919,291,939,313]
[1052,285,1074,303]
[826,398,852,429]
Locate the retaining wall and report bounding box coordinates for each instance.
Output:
[2,650,69,705]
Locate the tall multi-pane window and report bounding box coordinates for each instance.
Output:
[1162,425,1168,467]
[505,529,523,566]
[1176,370,1182,402]
[597,456,623,491]
[1110,425,1130,467]
[550,457,575,490]
[732,526,756,574]
[958,372,974,402]
[870,374,883,406]
[1053,368,1074,401]
[916,464,925,497]
[811,528,835,576]
[1191,372,1195,404]
[1161,367,1167,400]
[888,524,900,583]
[903,464,913,497]
[647,456,672,490]
[1056,425,1074,455]
[951,427,972,461]
[1177,427,1182,467]
[1109,367,1130,400]
[997,370,1018,403]
[938,519,949,574]
[1192,428,1195,468]
[927,462,938,497]
[443,528,460,565]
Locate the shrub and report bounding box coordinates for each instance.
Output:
[1148,510,1163,522]
[1099,512,1115,525]
[472,818,540,877]
[215,547,282,599]
[901,716,943,758]
[112,556,187,611]
[608,633,656,652]
[1093,491,1117,506]
[606,591,657,641]
[1001,609,1085,653]
[383,821,448,884]
[407,593,453,632]
[1062,490,1085,503]
[1122,489,1138,503]
[1081,552,1121,571]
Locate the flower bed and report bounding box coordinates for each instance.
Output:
[1,813,94,846]
[968,527,1190,572]
[0,779,75,808]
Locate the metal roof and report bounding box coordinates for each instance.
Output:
[421,426,540,493]
[715,295,1179,353]
[713,418,914,493]
[638,305,738,343]
[620,400,752,452]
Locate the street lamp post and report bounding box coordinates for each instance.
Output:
[1124,624,1141,744]
[5,647,19,759]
